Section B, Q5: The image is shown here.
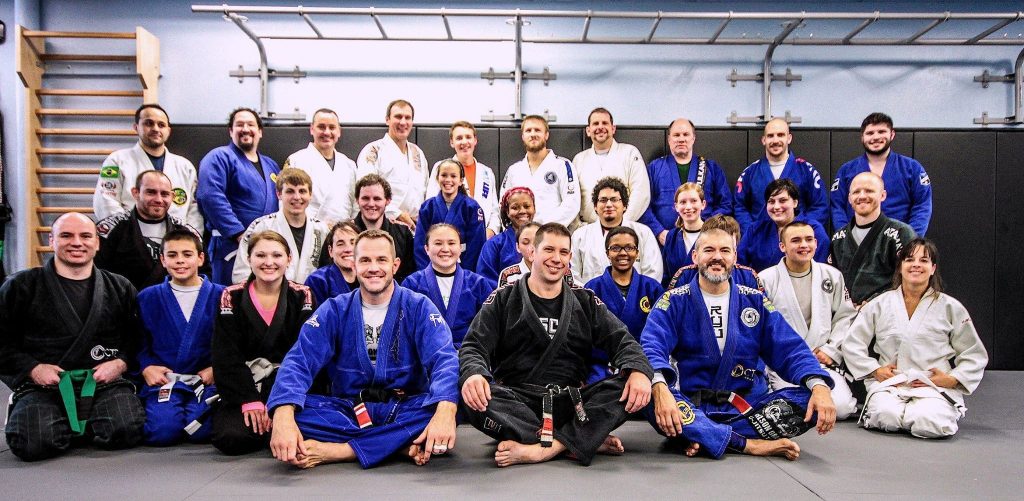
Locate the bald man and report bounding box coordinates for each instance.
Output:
[829,173,916,305]
[0,213,145,461]
[639,118,732,245]
[734,119,828,233]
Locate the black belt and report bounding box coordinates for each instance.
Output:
[521,383,588,447]
[689,389,752,414]
[353,388,407,429]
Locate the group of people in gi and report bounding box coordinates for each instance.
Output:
[0,100,987,468]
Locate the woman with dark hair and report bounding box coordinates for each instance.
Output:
[476,186,536,283]
[414,159,487,272]
[211,230,315,455]
[843,238,988,438]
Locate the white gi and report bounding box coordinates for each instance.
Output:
[231,210,330,284]
[843,289,989,438]
[428,157,501,234]
[356,134,429,220]
[93,142,203,230]
[569,220,662,285]
[500,150,581,228]
[573,140,651,225]
[284,143,358,225]
[760,258,859,419]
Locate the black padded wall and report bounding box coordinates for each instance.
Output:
[166,123,1023,370]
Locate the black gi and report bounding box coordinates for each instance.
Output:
[829,214,916,304]
[210,278,314,455]
[0,260,145,461]
[459,275,654,465]
[95,208,206,290]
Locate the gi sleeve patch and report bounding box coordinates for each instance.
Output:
[640,296,651,313]
[919,172,931,186]
[677,401,695,425]
[172,187,188,206]
[544,171,557,185]
[821,278,834,294]
[741,307,760,327]
[304,314,321,328]
[100,165,120,178]
[830,178,840,192]
[762,296,776,313]
[655,291,672,311]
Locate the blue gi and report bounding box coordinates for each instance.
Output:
[667,264,763,291]
[639,154,732,238]
[413,192,487,272]
[734,155,828,233]
[640,276,832,458]
[267,286,460,469]
[584,268,665,383]
[303,264,354,305]
[403,265,495,348]
[830,152,932,235]
[136,277,224,446]
[661,227,697,287]
[476,227,521,284]
[197,144,280,285]
[739,216,830,272]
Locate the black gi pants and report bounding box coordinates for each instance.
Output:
[209,371,277,456]
[5,382,145,461]
[463,376,629,465]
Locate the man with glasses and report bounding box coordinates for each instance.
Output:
[570,177,662,284]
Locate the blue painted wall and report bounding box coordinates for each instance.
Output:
[1,0,1022,271]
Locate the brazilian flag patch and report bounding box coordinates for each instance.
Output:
[100,165,120,178]
[172,188,188,206]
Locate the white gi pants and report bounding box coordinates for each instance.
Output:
[861,386,961,438]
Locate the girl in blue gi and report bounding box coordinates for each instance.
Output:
[739,179,830,272]
[414,159,487,273]
[404,224,496,348]
[661,182,706,287]
[210,230,315,455]
[476,186,536,282]
[585,226,665,383]
[138,228,224,445]
[304,221,360,304]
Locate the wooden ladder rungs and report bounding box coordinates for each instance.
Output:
[37,187,96,195]
[38,128,136,136]
[36,227,53,234]
[22,30,136,39]
[37,89,144,97]
[36,147,115,156]
[36,207,94,214]
[40,53,137,63]
[37,167,101,175]
[34,246,55,253]
[36,108,135,116]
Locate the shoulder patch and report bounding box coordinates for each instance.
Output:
[220,284,244,314]
[96,210,133,238]
[288,281,315,311]
[919,172,931,186]
[737,284,760,295]
[365,145,380,166]
[830,178,840,192]
[100,165,120,178]
[564,160,574,183]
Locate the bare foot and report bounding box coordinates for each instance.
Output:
[743,438,800,461]
[292,439,356,469]
[596,435,625,455]
[494,440,565,467]
[684,441,701,457]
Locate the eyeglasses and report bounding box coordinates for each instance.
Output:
[597,197,622,205]
[607,245,638,254]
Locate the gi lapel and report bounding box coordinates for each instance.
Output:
[712,284,744,389]
[775,261,809,338]
[445,194,467,226]
[346,291,376,376]
[43,258,84,335]
[896,287,938,370]
[601,268,627,317]
[54,264,110,367]
[176,279,215,367]
[422,266,447,314]
[272,212,301,280]
[372,287,405,385]
[848,216,889,275]
[260,281,292,356]
[444,267,467,322]
[520,278,575,384]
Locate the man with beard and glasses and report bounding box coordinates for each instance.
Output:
[830,112,932,236]
[267,230,459,469]
[573,108,650,227]
[734,119,828,234]
[357,99,430,231]
[94,104,203,231]
[499,115,581,229]
[284,108,359,226]
[830,172,916,306]
[198,108,281,285]
[95,170,205,290]
[640,226,836,461]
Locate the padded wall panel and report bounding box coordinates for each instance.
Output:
[994,133,1024,370]
[694,129,751,185]
[913,132,996,363]
[497,127,584,182]
[746,130,832,178]
[415,127,501,172]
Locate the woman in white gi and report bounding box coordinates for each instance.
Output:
[843,238,988,438]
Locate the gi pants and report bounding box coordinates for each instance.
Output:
[463,376,629,466]
[210,372,275,455]
[5,382,145,461]
[292,393,435,469]
[142,381,216,446]
[861,386,961,438]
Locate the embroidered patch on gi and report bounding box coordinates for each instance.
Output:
[429,313,444,326]
[172,187,188,206]
[270,173,278,183]
[483,417,502,432]
[101,181,116,191]
[655,292,672,311]
[477,207,485,222]
[365,146,379,165]
[97,221,112,236]
[544,171,557,185]
[640,296,651,313]
[741,307,760,327]
[677,401,695,425]
[830,178,840,191]
[90,345,118,361]
[762,296,776,313]
[821,278,834,294]
[304,314,320,328]
[100,165,119,178]
[920,172,931,186]
[564,160,574,183]
[482,182,490,198]
[746,399,810,440]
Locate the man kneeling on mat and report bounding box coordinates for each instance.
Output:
[641,226,836,460]
[460,223,654,467]
[268,230,460,468]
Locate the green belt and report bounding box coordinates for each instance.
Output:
[57,369,96,436]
